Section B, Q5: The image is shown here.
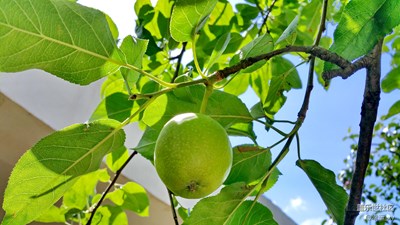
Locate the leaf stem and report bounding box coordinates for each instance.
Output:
[172,42,188,82]
[130,78,207,100]
[200,83,213,114]
[254,119,287,136]
[123,63,177,88]
[258,0,278,35]
[86,151,138,225]
[296,133,301,160]
[192,34,207,79]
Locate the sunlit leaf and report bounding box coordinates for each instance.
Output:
[106,146,130,172]
[384,100,400,119]
[2,120,125,225]
[381,66,400,93]
[119,36,149,88]
[226,201,278,225]
[206,32,231,72]
[250,62,272,105]
[106,182,149,217]
[227,123,257,143]
[224,74,250,96]
[142,85,252,130]
[325,0,400,71]
[224,145,271,185]
[63,169,110,210]
[170,0,218,42]
[91,206,128,225]
[276,15,299,46]
[34,205,65,223]
[134,127,159,162]
[0,0,123,85]
[240,33,274,59]
[182,183,252,225]
[263,57,301,116]
[90,92,136,123]
[297,159,348,225]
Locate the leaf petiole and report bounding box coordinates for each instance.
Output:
[122,63,177,88]
[192,33,207,79]
[200,84,214,114]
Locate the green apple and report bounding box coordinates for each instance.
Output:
[154,113,232,199]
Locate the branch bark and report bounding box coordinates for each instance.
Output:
[214,45,351,81]
[86,151,138,225]
[344,40,383,225]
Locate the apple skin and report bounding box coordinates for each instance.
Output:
[154,113,232,199]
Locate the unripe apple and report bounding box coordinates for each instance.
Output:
[154,113,232,199]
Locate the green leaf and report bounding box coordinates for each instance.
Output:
[63,169,110,210]
[0,0,123,85]
[296,159,348,225]
[182,183,253,225]
[224,74,250,96]
[276,15,299,46]
[2,120,125,225]
[170,0,218,42]
[206,32,231,72]
[106,182,149,217]
[240,33,274,59]
[227,123,257,143]
[384,100,400,119]
[381,67,400,93]
[90,92,136,123]
[143,85,252,130]
[263,57,301,116]
[326,0,400,70]
[250,62,272,105]
[224,145,271,185]
[134,127,159,162]
[236,4,260,21]
[249,102,265,119]
[101,73,128,98]
[226,201,278,225]
[119,36,149,88]
[91,206,128,225]
[34,205,65,223]
[106,146,130,172]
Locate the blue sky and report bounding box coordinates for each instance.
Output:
[78,0,399,224]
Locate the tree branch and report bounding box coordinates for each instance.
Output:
[258,0,279,35]
[344,40,383,225]
[171,42,188,82]
[86,151,138,225]
[168,189,180,225]
[213,45,351,82]
[322,55,371,81]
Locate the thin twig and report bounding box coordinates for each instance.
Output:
[296,133,301,160]
[344,40,383,225]
[168,189,180,225]
[258,0,278,35]
[299,0,327,120]
[172,42,188,82]
[86,151,138,225]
